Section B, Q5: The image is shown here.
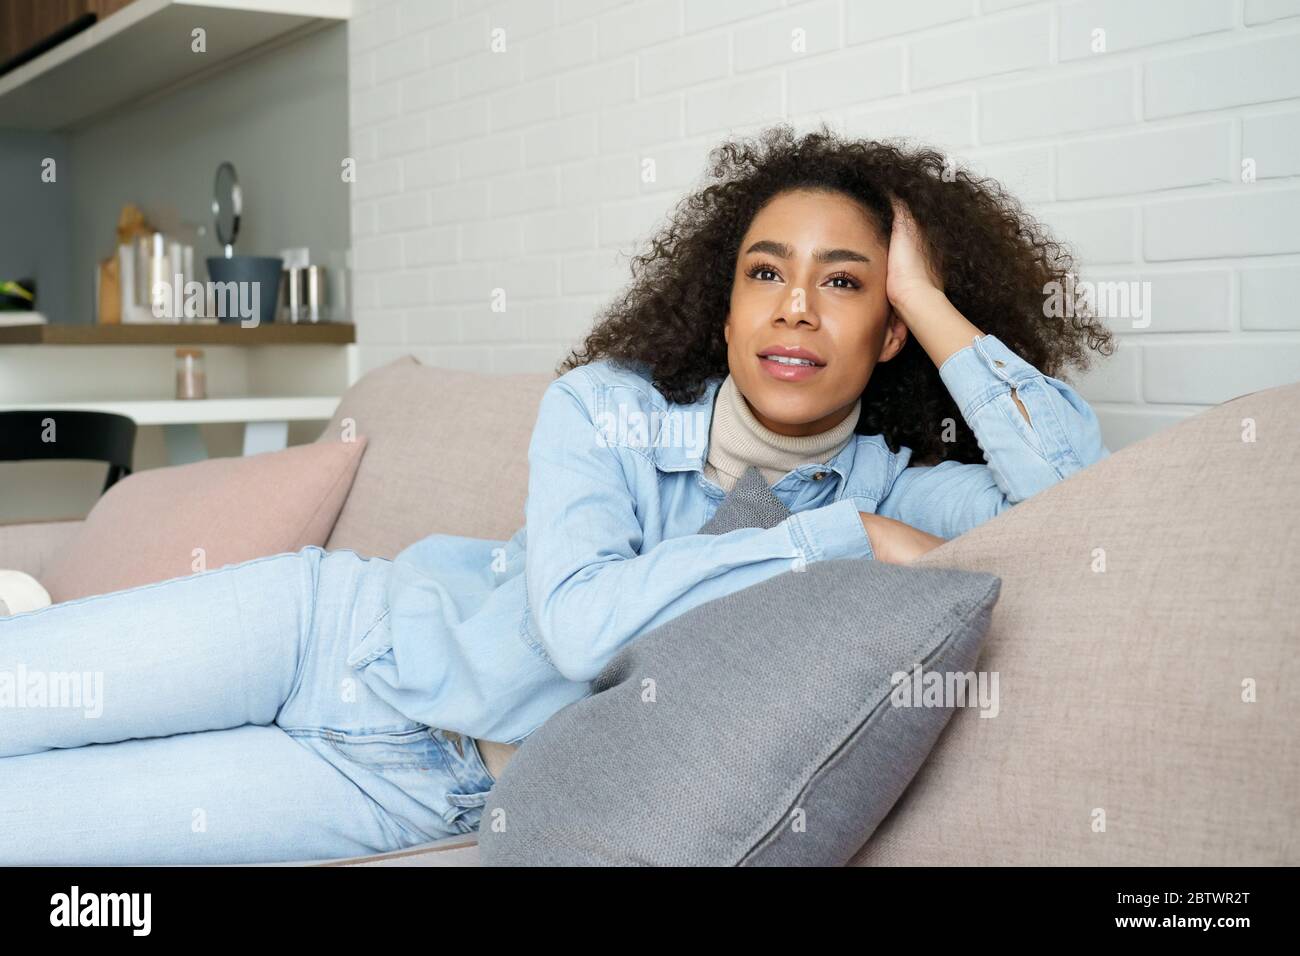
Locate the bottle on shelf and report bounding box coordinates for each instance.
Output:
[175,347,206,400]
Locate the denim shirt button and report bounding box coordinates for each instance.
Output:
[812,471,827,480]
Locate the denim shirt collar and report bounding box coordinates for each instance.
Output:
[647,373,907,502]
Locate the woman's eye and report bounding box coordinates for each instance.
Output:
[748,264,857,290]
[747,262,858,288]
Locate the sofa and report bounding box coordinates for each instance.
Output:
[2,355,1296,866]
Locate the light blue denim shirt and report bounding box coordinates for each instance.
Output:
[349,333,1109,746]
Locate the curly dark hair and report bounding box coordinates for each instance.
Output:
[556,122,1114,466]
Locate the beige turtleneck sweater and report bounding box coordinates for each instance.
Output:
[471,373,860,784]
[701,373,861,493]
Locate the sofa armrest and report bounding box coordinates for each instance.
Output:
[0,520,82,580]
[850,380,1300,866]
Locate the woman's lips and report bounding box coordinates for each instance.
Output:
[758,355,826,381]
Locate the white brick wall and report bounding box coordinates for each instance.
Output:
[348,0,1300,448]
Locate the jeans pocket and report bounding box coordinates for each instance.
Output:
[318,726,440,770]
[430,729,496,835]
[445,787,493,835]
[294,725,470,845]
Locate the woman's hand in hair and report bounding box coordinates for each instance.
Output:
[884,195,945,312]
[884,194,992,372]
[859,512,948,565]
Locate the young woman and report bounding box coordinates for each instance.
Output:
[0,125,1112,864]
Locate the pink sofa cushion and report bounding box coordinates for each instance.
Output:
[41,439,367,603]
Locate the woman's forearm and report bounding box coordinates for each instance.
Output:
[859,512,947,565]
[893,286,1032,425]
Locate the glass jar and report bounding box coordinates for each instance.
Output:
[175,347,207,400]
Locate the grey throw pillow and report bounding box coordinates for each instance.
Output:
[478,552,1002,866]
[698,464,791,534]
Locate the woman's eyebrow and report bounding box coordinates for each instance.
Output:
[743,239,871,264]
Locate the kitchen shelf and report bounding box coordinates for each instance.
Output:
[0,321,355,345]
[0,0,352,131]
[0,396,339,425]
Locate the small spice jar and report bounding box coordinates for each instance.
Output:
[175,347,207,400]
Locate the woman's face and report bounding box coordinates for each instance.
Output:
[724,187,907,437]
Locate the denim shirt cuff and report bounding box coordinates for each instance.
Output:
[787,497,875,563]
[938,333,1037,419]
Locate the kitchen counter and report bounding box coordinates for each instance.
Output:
[0,322,362,472]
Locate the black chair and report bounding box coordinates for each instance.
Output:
[0,410,137,495]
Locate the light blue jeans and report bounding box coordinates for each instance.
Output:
[0,546,497,865]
